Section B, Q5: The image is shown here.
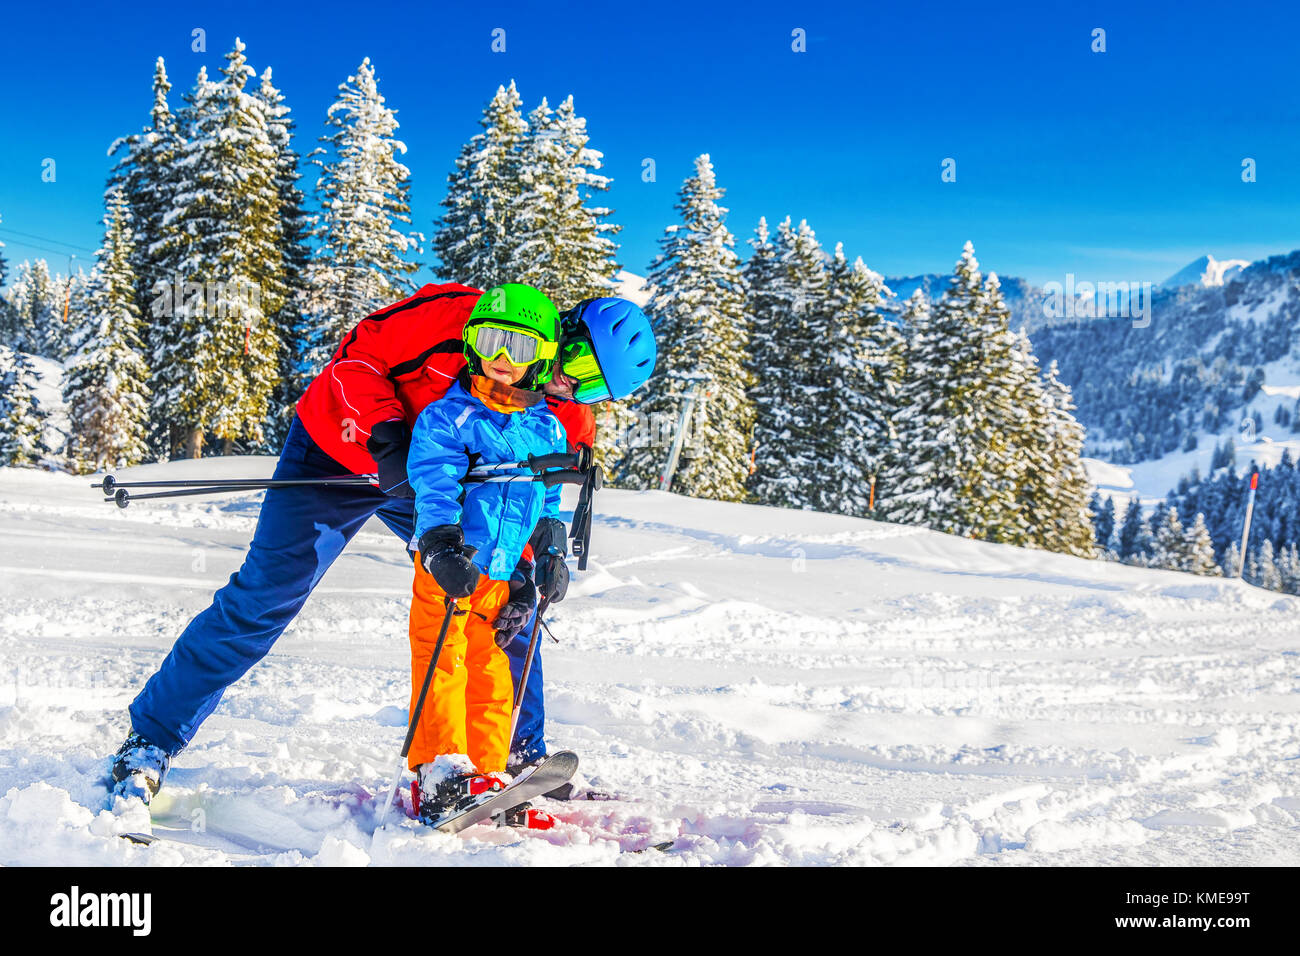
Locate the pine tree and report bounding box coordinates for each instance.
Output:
[1089,493,1116,556]
[620,154,753,500]
[1033,358,1097,556]
[739,217,780,492]
[1184,512,1221,576]
[432,81,529,288]
[258,66,312,446]
[509,95,620,306]
[1249,540,1282,590]
[0,214,11,337]
[109,58,180,353]
[1221,541,1243,578]
[1148,504,1188,570]
[4,259,57,354]
[883,243,1005,536]
[745,217,830,509]
[64,188,150,472]
[1116,496,1149,563]
[1277,543,1300,594]
[304,58,421,373]
[0,344,45,465]
[152,40,285,457]
[819,244,902,515]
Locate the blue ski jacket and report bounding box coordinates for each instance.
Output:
[408,378,566,581]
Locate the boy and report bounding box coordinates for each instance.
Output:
[404,283,569,822]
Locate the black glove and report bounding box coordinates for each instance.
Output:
[418,525,480,597]
[366,419,415,498]
[493,559,538,648]
[530,517,570,604]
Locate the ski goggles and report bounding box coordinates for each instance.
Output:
[560,332,612,404]
[464,322,558,367]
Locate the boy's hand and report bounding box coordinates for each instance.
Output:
[530,517,569,604]
[366,419,415,498]
[494,559,538,648]
[418,525,480,597]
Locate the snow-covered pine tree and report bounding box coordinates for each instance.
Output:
[819,244,901,516]
[152,41,285,457]
[739,217,780,493]
[980,289,1041,547]
[1184,512,1221,576]
[432,81,529,289]
[64,188,150,473]
[619,154,753,500]
[1148,504,1188,571]
[304,57,421,373]
[0,215,11,336]
[4,259,57,354]
[1116,499,1150,564]
[0,344,45,466]
[882,244,1001,536]
[1249,540,1282,590]
[109,58,179,354]
[1089,492,1116,557]
[509,95,620,306]
[1221,540,1243,578]
[1277,543,1300,594]
[1033,358,1096,556]
[745,217,830,509]
[258,66,312,446]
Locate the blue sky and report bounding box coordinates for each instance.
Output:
[1,0,1297,291]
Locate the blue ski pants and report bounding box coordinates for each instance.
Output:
[128,416,547,759]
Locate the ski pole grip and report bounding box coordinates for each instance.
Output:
[538,471,588,488]
[525,451,579,472]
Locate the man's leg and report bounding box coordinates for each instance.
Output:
[128,418,389,755]
[505,605,547,765]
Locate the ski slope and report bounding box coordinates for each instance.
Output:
[1,460,1298,866]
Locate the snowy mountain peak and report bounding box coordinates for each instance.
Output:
[614,270,651,307]
[1159,254,1250,290]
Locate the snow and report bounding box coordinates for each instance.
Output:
[2,460,1299,866]
[613,270,651,307]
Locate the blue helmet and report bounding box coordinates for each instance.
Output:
[558,297,657,404]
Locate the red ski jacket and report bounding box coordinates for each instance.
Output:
[296,282,596,474]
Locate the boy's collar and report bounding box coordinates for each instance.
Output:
[459,368,546,412]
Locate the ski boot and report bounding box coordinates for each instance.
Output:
[500,801,557,830]
[508,753,613,802]
[110,731,171,804]
[413,756,511,825]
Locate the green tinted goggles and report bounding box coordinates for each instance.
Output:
[561,334,612,404]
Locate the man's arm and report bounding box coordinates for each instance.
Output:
[327,286,478,443]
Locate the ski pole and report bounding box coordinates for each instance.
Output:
[472,446,593,474]
[508,596,550,747]
[106,478,377,508]
[95,473,375,494]
[376,547,478,831]
[462,470,589,487]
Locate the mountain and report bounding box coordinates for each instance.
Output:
[1029,248,1300,465]
[1159,254,1250,291]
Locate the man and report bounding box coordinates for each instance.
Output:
[109,282,656,803]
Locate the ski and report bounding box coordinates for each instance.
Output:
[427,750,579,834]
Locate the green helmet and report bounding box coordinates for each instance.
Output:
[463,284,561,388]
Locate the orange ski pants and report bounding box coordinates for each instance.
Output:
[407,556,514,773]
